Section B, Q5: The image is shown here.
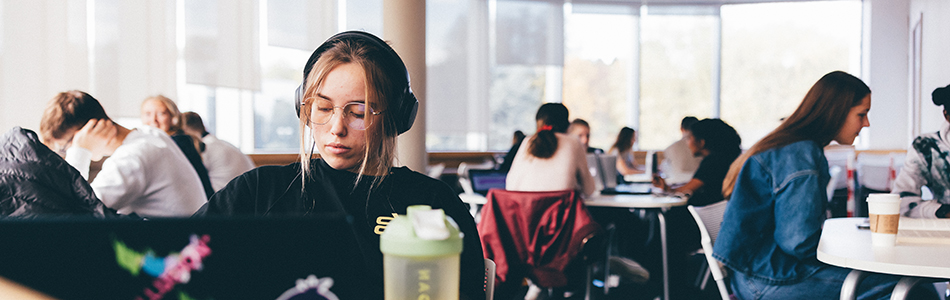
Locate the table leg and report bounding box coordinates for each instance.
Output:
[890,277,927,300]
[840,269,868,300]
[658,209,669,300]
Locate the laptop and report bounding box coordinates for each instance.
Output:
[590,154,654,195]
[468,168,508,196]
[0,214,375,300]
[897,217,950,244]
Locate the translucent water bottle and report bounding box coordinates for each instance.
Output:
[380,205,463,300]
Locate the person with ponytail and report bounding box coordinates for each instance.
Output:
[713,71,937,299]
[893,84,950,219]
[506,103,596,198]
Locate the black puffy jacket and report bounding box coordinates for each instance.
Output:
[0,127,115,218]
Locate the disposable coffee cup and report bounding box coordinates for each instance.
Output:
[866,193,901,246]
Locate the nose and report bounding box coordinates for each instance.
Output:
[328,108,347,136]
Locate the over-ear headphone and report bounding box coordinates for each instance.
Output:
[295,31,418,135]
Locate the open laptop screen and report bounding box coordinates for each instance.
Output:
[0,215,373,299]
[469,169,508,196]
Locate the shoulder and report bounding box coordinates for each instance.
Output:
[751,140,825,177]
[389,167,458,197]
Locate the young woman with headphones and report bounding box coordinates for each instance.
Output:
[197,31,484,300]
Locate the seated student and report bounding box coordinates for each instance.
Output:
[653,118,741,206]
[893,84,950,218]
[506,103,596,198]
[567,118,604,154]
[497,130,526,172]
[1,126,116,218]
[40,91,207,218]
[609,127,645,176]
[194,31,484,300]
[141,95,214,198]
[180,111,255,192]
[715,71,938,299]
[651,118,741,298]
[660,116,704,185]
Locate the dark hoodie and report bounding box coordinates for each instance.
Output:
[0,127,115,218]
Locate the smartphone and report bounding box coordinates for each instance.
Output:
[856,220,871,230]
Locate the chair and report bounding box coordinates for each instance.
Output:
[485,258,496,300]
[687,201,731,300]
[477,189,603,299]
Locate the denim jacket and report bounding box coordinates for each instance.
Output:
[713,140,830,285]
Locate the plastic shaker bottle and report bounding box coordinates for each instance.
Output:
[380,205,463,300]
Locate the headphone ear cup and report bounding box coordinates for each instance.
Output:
[295,83,305,118]
[394,92,418,134]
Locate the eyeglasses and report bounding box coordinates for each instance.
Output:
[308,98,381,131]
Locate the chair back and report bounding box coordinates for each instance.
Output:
[687,201,731,300]
[484,258,496,300]
[477,189,601,289]
[827,165,842,202]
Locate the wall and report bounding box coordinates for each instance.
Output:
[862,0,909,149]
[910,0,950,134]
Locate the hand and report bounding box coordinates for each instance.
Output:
[72,119,117,160]
[651,174,667,191]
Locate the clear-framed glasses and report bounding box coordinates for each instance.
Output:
[308,98,381,130]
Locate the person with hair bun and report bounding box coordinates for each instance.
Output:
[506,103,596,198]
[893,84,950,219]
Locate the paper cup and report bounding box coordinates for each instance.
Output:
[866,193,900,246]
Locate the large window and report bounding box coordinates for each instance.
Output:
[425,0,862,152]
[720,1,862,148]
[639,7,718,149]
[563,3,637,152]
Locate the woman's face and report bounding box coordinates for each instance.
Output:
[311,63,368,173]
[834,94,871,145]
[141,100,173,132]
[685,131,703,157]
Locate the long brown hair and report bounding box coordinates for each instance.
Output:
[609,127,636,154]
[299,39,396,188]
[722,71,870,198]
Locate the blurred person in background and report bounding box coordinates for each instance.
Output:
[180,111,256,192]
[41,90,206,217]
[141,95,214,198]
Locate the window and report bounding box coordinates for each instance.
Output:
[563,3,638,152]
[720,1,862,148]
[639,6,718,150]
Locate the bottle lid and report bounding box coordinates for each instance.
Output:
[380,205,464,257]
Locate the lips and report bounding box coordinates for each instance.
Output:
[324,143,351,155]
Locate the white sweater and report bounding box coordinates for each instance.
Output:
[66,126,207,217]
[201,134,255,191]
[506,132,596,198]
[892,122,950,218]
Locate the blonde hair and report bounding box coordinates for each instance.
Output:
[142,95,182,135]
[298,39,398,189]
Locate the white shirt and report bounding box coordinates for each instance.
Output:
[506,132,596,198]
[661,137,704,185]
[201,134,255,191]
[65,126,207,217]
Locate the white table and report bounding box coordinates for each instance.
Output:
[462,192,687,300]
[817,217,950,299]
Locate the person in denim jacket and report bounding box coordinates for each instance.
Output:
[713,71,937,300]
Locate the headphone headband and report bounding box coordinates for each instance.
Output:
[295,31,418,135]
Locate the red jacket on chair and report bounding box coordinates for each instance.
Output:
[477,189,601,288]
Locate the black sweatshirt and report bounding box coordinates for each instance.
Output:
[198,159,485,300]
